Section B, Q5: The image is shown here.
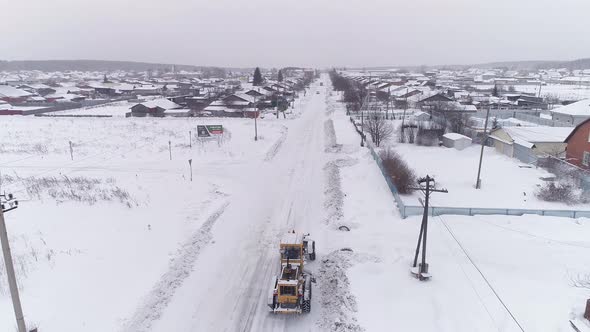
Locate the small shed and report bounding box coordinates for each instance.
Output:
[442,133,472,150]
[413,111,431,122]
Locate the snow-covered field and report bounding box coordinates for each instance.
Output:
[513,84,590,101]
[0,108,290,331]
[472,83,590,101]
[1,76,589,332]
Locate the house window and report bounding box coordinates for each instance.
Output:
[583,151,590,166]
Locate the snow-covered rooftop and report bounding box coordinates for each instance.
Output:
[140,98,180,110]
[503,126,574,143]
[443,133,470,140]
[551,99,590,116]
[0,85,33,98]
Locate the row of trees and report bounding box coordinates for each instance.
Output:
[329,70,395,147]
[329,70,367,112]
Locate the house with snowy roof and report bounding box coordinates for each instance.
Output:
[550,99,590,126]
[128,98,182,117]
[0,85,33,103]
[489,126,574,163]
[202,93,258,118]
[244,88,271,98]
[17,83,56,96]
[419,93,477,114]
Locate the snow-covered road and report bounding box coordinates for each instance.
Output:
[124,81,329,332]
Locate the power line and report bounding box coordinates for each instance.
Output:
[437,214,526,332]
[477,216,590,250]
[433,218,500,331]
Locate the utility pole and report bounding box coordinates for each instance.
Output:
[189,130,192,149]
[409,176,448,281]
[168,140,172,161]
[386,86,390,120]
[475,105,491,189]
[69,140,73,161]
[360,110,365,147]
[254,97,259,141]
[188,159,193,182]
[275,94,279,119]
[361,110,364,134]
[0,193,27,332]
[401,87,409,135]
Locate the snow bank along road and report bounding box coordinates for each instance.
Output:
[123,81,328,331]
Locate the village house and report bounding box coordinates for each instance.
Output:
[419,93,478,114]
[504,94,548,110]
[489,126,574,163]
[244,88,271,99]
[17,83,56,96]
[0,85,33,103]
[564,118,590,169]
[202,93,258,118]
[133,84,162,95]
[550,99,590,126]
[187,95,214,113]
[128,98,182,117]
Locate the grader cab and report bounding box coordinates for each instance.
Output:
[267,232,315,314]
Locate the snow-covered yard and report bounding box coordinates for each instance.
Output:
[378,141,584,210]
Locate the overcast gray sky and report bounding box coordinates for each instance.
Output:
[2,0,589,68]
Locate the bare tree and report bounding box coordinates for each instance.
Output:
[364,113,394,147]
[545,93,560,109]
[379,148,416,194]
[446,113,472,134]
[405,123,416,144]
[571,273,590,289]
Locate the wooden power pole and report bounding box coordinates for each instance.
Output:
[0,193,27,332]
[409,176,448,281]
[475,105,491,189]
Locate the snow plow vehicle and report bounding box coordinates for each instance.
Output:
[267,232,315,314]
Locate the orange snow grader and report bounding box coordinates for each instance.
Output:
[267,232,315,314]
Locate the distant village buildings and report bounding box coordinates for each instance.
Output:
[0,67,315,117]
